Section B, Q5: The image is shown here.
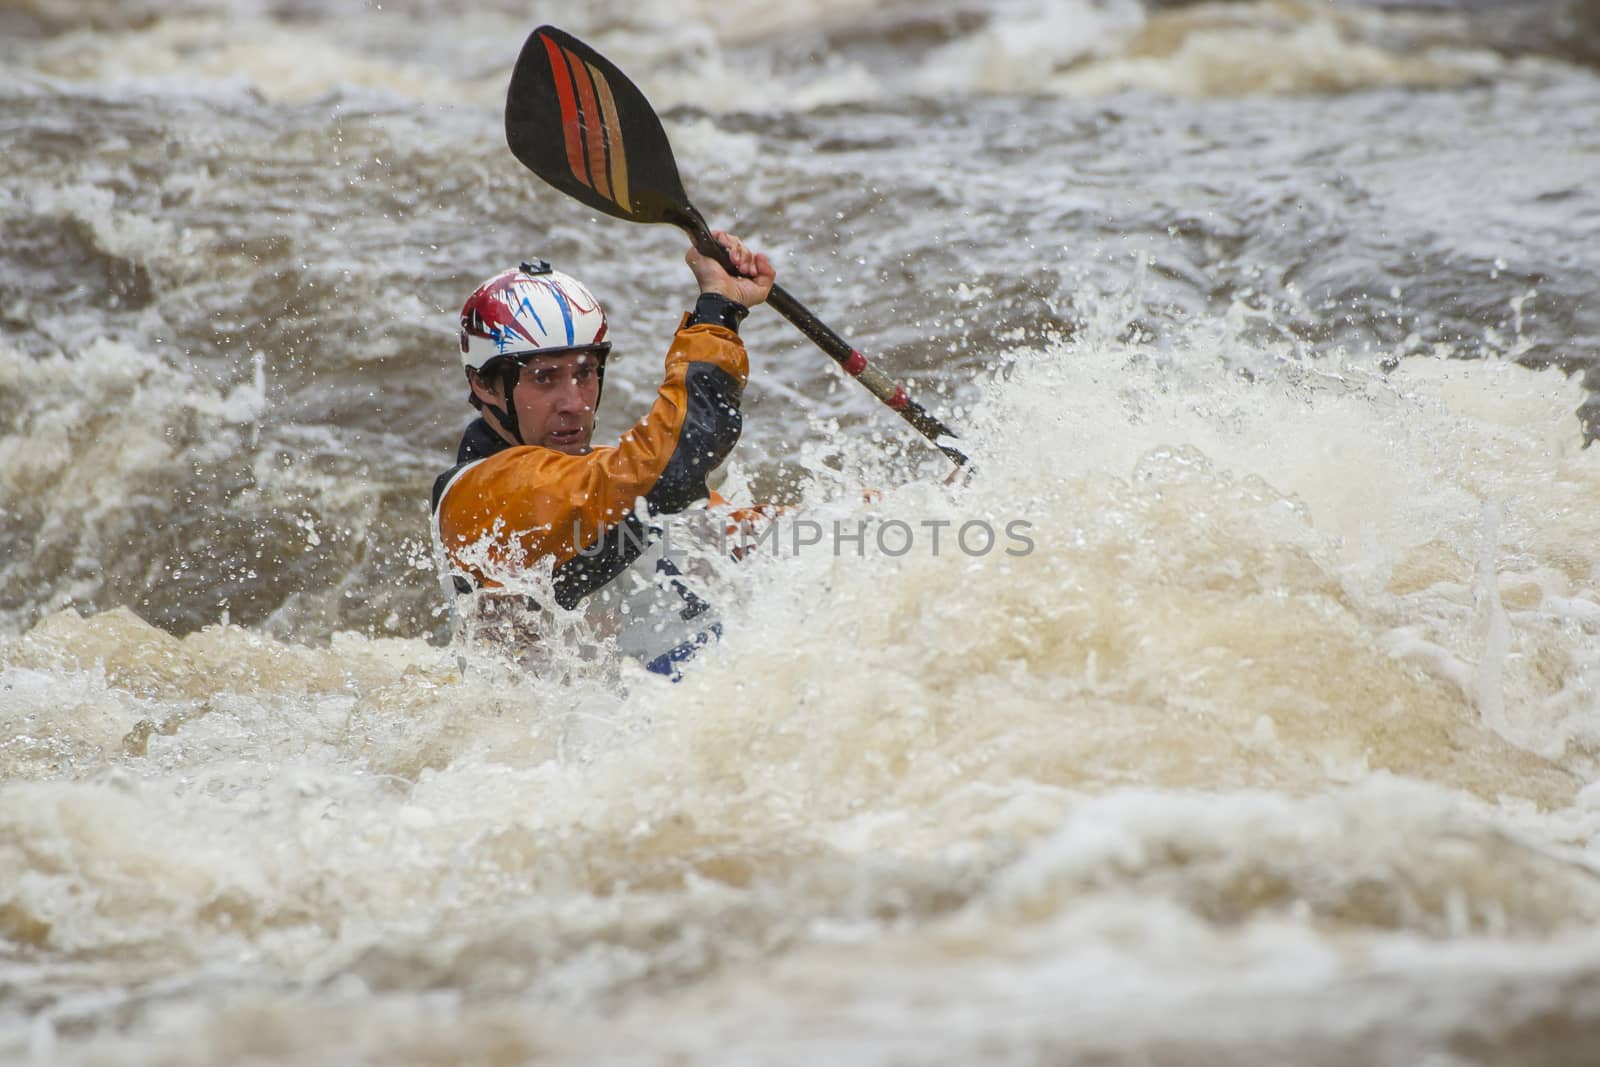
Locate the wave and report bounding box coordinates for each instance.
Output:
[5,0,1592,110]
[5,273,1600,1063]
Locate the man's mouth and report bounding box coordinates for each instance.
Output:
[547,427,585,447]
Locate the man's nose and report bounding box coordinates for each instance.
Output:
[554,376,591,412]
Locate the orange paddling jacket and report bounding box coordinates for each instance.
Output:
[430,318,748,670]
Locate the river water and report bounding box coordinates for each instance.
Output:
[4,0,1600,1063]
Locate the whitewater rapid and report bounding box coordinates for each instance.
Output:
[5,0,1600,1063]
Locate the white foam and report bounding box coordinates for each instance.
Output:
[7,0,1553,111]
[6,315,1600,1061]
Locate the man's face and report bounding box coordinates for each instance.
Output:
[505,351,601,454]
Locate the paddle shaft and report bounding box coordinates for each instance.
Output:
[768,285,968,466]
[685,221,969,467]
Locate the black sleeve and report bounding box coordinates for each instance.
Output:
[685,292,749,333]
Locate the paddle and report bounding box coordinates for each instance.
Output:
[505,25,969,468]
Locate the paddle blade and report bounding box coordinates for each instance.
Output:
[506,26,694,228]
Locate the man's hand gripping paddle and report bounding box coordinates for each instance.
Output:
[505,25,968,469]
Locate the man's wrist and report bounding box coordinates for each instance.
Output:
[686,291,749,333]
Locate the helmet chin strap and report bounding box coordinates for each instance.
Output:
[485,363,525,445]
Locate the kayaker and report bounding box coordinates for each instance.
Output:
[430,231,775,677]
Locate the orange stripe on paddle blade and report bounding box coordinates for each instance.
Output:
[540,34,589,190]
[586,61,630,213]
[564,47,612,202]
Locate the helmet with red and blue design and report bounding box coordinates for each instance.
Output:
[459,260,609,373]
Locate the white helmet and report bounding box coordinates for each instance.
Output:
[458,260,609,371]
